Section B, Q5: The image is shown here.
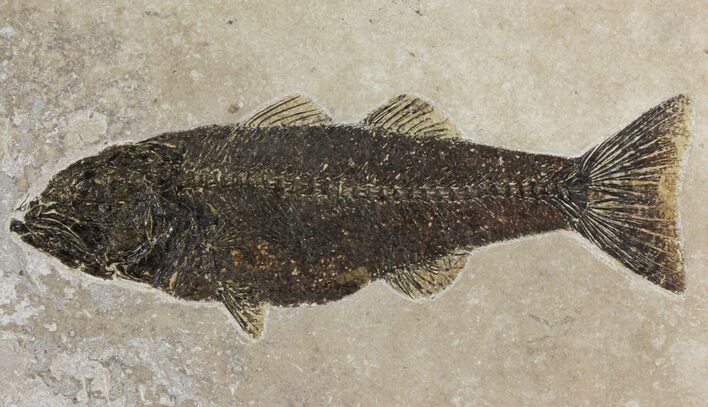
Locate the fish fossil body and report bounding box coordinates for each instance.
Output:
[10,94,692,338]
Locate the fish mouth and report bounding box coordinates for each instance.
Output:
[10,218,30,235]
[10,207,102,270]
[10,218,46,249]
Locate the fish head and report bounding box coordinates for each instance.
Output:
[10,143,182,278]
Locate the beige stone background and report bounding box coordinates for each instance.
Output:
[1,1,706,406]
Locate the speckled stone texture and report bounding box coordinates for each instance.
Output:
[1,1,706,406]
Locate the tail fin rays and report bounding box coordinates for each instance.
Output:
[571,95,692,292]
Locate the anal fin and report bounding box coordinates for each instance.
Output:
[384,252,468,300]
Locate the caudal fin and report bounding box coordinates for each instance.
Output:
[569,95,692,293]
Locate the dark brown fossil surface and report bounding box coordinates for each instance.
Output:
[10,94,692,338]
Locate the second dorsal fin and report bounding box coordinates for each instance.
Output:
[363,94,461,139]
[244,95,333,128]
[384,253,468,300]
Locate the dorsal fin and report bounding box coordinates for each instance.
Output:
[384,253,468,300]
[244,95,333,128]
[215,280,266,339]
[363,94,461,139]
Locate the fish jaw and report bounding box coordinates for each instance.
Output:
[9,205,110,277]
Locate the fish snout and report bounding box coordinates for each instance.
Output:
[10,219,30,235]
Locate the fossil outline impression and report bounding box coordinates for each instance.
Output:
[11,95,692,338]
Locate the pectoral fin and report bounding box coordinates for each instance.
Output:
[215,280,266,339]
[363,94,461,139]
[385,253,468,300]
[244,95,333,128]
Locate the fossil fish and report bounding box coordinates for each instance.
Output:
[10,94,692,338]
